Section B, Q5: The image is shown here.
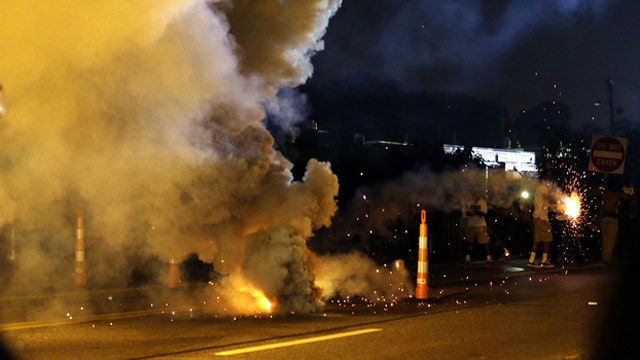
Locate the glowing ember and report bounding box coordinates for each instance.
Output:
[394,260,403,270]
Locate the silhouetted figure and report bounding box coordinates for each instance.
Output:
[618,178,638,260]
[599,183,625,263]
[461,192,491,263]
[528,176,555,268]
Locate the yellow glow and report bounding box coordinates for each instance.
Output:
[226,274,275,315]
[212,274,278,315]
[242,284,273,314]
[263,299,272,312]
[563,192,581,219]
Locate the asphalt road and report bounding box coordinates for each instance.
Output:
[0,260,627,360]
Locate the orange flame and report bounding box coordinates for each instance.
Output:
[219,274,275,315]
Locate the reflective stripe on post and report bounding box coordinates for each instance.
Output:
[74,214,87,286]
[415,209,429,299]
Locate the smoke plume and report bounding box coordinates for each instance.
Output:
[0,0,409,316]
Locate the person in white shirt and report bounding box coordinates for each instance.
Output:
[528,176,555,268]
[461,192,492,263]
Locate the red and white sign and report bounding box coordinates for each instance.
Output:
[588,135,628,174]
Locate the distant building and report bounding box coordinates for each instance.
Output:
[443,144,537,173]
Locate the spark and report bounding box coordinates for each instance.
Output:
[394,260,403,270]
[562,192,581,220]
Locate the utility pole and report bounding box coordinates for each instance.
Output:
[604,78,615,188]
[607,78,615,134]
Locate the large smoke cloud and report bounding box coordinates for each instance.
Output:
[0,0,411,316]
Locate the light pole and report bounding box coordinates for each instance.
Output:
[607,78,615,133]
[594,78,617,135]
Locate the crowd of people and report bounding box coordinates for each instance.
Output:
[459,174,638,266]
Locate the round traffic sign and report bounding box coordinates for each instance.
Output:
[590,136,625,173]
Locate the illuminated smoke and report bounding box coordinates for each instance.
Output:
[314,252,410,303]
[0,0,350,315]
[0,85,6,117]
[326,167,571,253]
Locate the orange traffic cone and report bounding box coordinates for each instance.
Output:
[74,214,87,286]
[415,210,428,299]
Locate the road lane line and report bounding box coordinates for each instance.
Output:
[214,328,382,356]
[0,309,163,331]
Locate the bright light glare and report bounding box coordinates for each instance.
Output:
[227,274,275,314]
[394,259,403,270]
[246,287,273,314]
[520,190,530,199]
[563,192,581,219]
[263,299,272,312]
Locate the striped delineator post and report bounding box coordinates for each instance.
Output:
[74,214,87,286]
[167,258,180,288]
[415,209,428,299]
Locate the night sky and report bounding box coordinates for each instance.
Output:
[307,0,640,132]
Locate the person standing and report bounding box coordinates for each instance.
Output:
[513,194,533,259]
[528,176,555,268]
[462,192,492,263]
[600,183,626,264]
[618,178,638,260]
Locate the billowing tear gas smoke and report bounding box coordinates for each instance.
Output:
[328,166,581,261]
[0,0,417,316]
